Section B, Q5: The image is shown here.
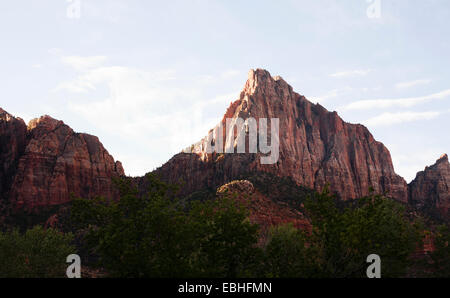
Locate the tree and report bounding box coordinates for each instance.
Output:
[0,226,75,278]
[70,175,263,278]
[188,197,262,277]
[263,224,319,277]
[71,174,193,277]
[427,224,450,277]
[300,188,422,277]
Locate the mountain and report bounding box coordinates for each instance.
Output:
[0,111,124,216]
[409,154,450,219]
[150,69,408,202]
[0,69,448,224]
[0,108,27,208]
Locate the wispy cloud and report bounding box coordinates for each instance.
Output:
[196,70,242,85]
[388,145,447,183]
[221,70,241,79]
[61,56,108,72]
[363,111,442,127]
[54,66,176,93]
[312,86,353,103]
[330,69,371,78]
[342,89,450,110]
[54,56,239,175]
[395,79,431,89]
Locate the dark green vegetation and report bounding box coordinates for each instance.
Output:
[1,174,448,278]
[66,175,447,278]
[0,226,74,278]
[265,188,423,277]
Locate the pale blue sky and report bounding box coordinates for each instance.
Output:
[1,0,449,181]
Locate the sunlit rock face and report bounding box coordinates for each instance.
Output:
[151,69,408,202]
[409,154,450,219]
[0,112,124,212]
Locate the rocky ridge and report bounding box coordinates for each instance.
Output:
[0,112,124,214]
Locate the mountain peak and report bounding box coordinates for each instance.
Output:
[436,153,449,164]
[157,69,408,202]
[27,115,64,131]
[246,68,288,86]
[248,68,272,80]
[243,68,293,101]
[244,69,273,94]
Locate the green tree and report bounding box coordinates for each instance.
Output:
[427,224,450,277]
[188,197,262,277]
[0,226,75,278]
[71,174,193,277]
[70,175,262,278]
[301,188,422,277]
[263,224,319,277]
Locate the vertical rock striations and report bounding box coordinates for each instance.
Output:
[409,154,450,219]
[0,109,27,210]
[153,69,408,202]
[0,112,124,213]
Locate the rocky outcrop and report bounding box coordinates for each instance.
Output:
[216,180,309,231]
[153,69,408,202]
[0,112,124,213]
[0,109,27,213]
[408,154,450,219]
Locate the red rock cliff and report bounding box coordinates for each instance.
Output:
[408,154,450,219]
[153,69,408,202]
[2,114,124,212]
[0,109,27,210]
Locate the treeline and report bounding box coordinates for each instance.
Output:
[0,174,449,278]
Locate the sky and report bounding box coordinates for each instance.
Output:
[1,0,449,182]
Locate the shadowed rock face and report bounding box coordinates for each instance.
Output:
[0,109,27,204]
[217,180,310,231]
[409,154,450,219]
[0,113,124,212]
[152,69,408,202]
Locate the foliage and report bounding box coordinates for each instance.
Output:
[263,188,422,278]
[426,224,450,277]
[188,197,262,277]
[70,175,428,278]
[0,226,75,278]
[263,224,318,277]
[70,174,262,278]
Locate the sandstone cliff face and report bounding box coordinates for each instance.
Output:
[409,154,450,219]
[154,69,408,202]
[0,112,124,212]
[0,109,27,209]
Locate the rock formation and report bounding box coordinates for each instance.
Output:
[0,112,124,213]
[1,68,447,224]
[409,154,450,219]
[216,180,309,231]
[0,109,27,211]
[152,69,408,202]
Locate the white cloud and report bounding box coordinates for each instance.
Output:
[388,145,447,183]
[54,66,176,93]
[312,86,353,103]
[395,79,431,89]
[342,89,450,110]
[61,55,108,71]
[221,70,241,79]
[55,57,239,176]
[363,111,441,127]
[330,69,371,78]
[196,70,242,85]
